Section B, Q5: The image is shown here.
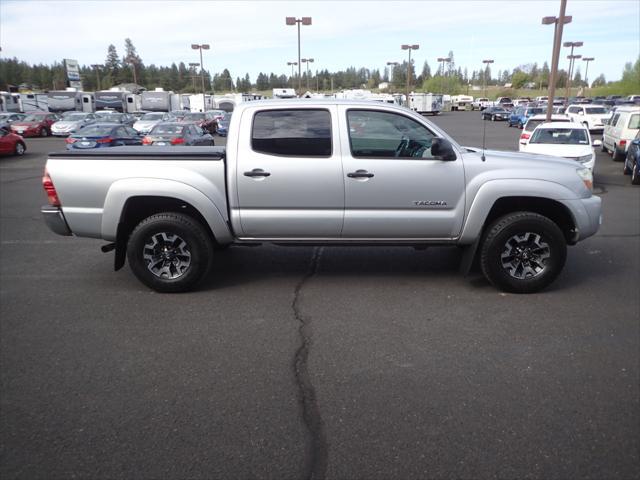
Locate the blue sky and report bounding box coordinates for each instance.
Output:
[1,0,638,84]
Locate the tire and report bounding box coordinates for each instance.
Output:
[126,212,214,293]
[14,142,26,156]
[39,128,48,137]
[613,145,626,162]
[601,141,607,153]
[632,161,640,185]
[480,212,567,294]
[491,115,496,121]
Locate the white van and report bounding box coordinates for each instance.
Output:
[602,106,640,161]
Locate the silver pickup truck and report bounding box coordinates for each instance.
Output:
[42,100,602,293]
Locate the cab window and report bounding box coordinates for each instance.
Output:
[347,109,438,159]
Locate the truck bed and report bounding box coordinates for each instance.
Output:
[49,145,226,160]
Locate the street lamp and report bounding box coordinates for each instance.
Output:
[542,1,572,121]
[191,43,210,111]
[287,61,298,87]
[301,58,314,91]
[563,41,583,100]
[582,57,595,90]
[286,16,312,92]
[386,61,399,86]
[481,59,494,99]
[401,44,419,102]
[90,64,102,91]
[437,57,451,94]
[189,62,200,93]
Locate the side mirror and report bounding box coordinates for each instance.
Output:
[592,139,602,147]
[431,138,457,161]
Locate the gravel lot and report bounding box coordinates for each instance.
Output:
[1,111,638,479]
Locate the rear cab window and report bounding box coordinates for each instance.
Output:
[251,109,332,157]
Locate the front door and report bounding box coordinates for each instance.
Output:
[338,107,465,239]
[235,106,344,238]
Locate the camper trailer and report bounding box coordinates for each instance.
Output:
[19,93,48,112]
[95,90,129,112]
[272,88,297,99]
[141,89,173,112]
[125,93,142,113]
[409,93,443,115]
[451,95,474,111]
[0,92,22,113]
[189,94,214,113]
[47,89,83,112]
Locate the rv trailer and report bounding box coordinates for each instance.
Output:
[409,93,443,115]
[19,93,49,112]
[47,90,83,112]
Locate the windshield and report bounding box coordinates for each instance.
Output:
[64,114,87,121]
[530,128,589,145]
[73,125,114,136]
[22,114,46,122]
[142,113,165,121]
[585,107,607,114]
[151,124,184,135]
[183,113,205,121]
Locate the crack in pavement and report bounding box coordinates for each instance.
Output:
[292,247,328,480]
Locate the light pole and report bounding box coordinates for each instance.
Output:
[90,64,102,91]
[401,44,419,101]
[286,16,312,92]
[542,2,572,121]
[191,43,210,111]
[481,59,494,98]
[287,62,298,88]
[189,62,200,92]
[437,57,451,94]
[582,57,594,91]
[301,58,314,91]
[563,41,583,100]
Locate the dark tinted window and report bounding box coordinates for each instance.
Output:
[252,109,331,156]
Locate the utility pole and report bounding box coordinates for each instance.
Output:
[286,17,312,92]
[563,41,583,100]
[401,44,419,104]
[191,44,210,111]
[542,1,572,122]
[582,57,594,91]
[482,59,494,98]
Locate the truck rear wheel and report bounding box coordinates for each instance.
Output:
[127,212,213,293]
[480,212,566,293]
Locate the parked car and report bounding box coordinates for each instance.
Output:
[51,112,98,136]
[508,106,545,128]
[519,114,571,147]
[0,113,26,130]
[565,104,611,131]
[65,123,143,149]
[95,111,136,126]
[481,107,510,121]
[169,110,189,121]
[142,122,215,146]
[602,105,640,161]
[179,112,217,134]
[9,112,59,137]
[623,130,640,185]
[471,98,491,111]
[625,95,640,104]
[216,114,231,137]
[133,112,171,134]
[0,128,26,156]
[130,111,151,121]
[520,122,599,171]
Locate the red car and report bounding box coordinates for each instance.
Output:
[0,129,26,156]
[10,112,59,137]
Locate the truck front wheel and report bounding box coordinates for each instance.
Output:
[127,212,213,293]
[480,212,567,293]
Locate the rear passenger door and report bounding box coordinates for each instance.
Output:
[235,106,344,238]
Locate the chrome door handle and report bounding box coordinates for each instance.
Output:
[347,170,374,178]
[244,169,271,178]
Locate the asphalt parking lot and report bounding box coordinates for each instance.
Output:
[1,111,638,480]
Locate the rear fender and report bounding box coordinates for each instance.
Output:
[101,178,232,243]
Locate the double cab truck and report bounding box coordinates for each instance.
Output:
[42,100,602,293]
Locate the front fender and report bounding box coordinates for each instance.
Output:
[459,179,580,243]
[101,178,232,243]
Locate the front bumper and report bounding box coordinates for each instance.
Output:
[42,206,72,236]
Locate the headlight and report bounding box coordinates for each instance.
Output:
[576,167,593,191]
[577,154,593,163]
